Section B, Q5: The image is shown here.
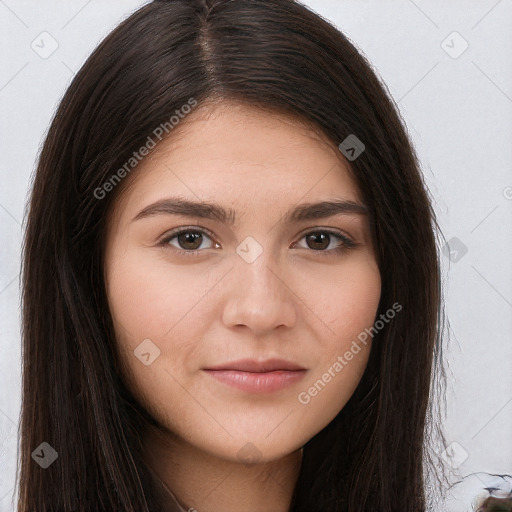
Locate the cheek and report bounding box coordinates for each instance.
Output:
[104,249,223,405]
[299,251,381,350]
[104,252,204,428]
[334,267,381,347]
[105,248,218,342]
[291,255,381,429]
[298,277,379,401]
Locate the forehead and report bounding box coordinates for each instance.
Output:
[111,101,362,220]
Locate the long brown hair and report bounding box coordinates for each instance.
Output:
[18,0,449,510]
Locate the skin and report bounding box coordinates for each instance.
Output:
[103,101,381,512]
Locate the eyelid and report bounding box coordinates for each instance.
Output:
[158,225,220,256]
[159,225,219,247]
[292,227,357,252]
[294,226,355,244]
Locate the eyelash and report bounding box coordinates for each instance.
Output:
[159,226,358,258]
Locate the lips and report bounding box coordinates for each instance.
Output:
[204,358,306,373]
[203,359,307,393]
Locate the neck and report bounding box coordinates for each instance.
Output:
[143,426,303,512]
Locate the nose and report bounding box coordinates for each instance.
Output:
[221,252,297,337]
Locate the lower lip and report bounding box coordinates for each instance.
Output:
[203,369,307,393]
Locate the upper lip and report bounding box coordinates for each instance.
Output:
[204,358,306,373]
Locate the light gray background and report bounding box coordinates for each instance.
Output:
[1,1,511,510]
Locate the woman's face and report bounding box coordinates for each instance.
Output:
[104,101,381,463]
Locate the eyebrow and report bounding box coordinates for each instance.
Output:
[131,197,368,225]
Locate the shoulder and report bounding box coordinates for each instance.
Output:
[442,472,512,511]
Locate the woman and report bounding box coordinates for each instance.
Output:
[17,0,448,510]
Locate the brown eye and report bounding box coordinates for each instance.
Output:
[176,231,204,250]
[305,232,331,250]
[161,227,218,255]
[294,229,356,255]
